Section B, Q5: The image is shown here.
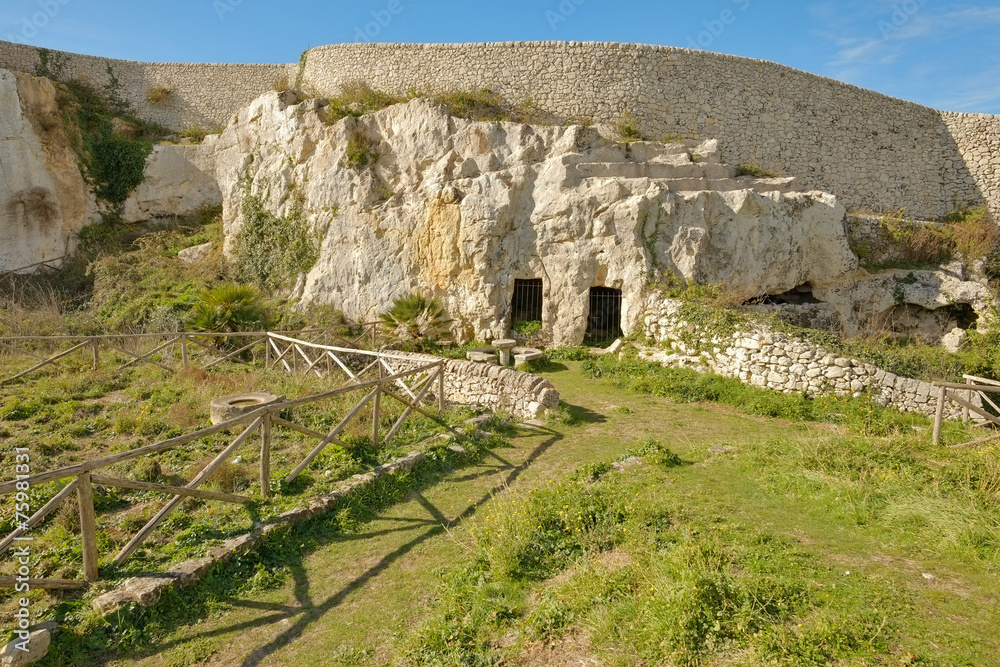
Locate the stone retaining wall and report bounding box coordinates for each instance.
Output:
[642,298,978,420]
[393,354,560,419]
[0,40,997,219]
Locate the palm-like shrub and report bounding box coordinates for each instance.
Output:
[188,283,271,336]
[378,293,450,352]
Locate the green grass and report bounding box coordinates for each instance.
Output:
[580,351,968,439]
[0,358,475,635]
[42,361,999,666]
[402,366,999,666]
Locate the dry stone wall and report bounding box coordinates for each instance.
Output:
[642,298,977,421]
[0,39,997,219]
[393,354,559,420]
[0,40,294,130]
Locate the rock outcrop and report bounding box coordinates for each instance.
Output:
[212,93,862,345]
[4,76,993,350]
[121,142,220,223]
[0,70,97,272]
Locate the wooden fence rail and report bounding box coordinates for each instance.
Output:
[0,255,70,282]
[932,379,1000,446]
[0,324,386,385]
[0,338,446,588]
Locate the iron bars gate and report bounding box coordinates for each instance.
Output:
[511,279,543,326]
[586,287,623,343]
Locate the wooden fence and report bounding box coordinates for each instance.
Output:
[0,340,450,588]
[0,324,385,385]
[932,374,1000,447]
[0,255,69,283]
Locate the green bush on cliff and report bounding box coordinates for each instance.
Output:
[232,179,320,292]
[55,77,168,212]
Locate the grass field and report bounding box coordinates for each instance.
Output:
[0,354,468,633]
[22,360,995,666]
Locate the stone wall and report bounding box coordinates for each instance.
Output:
[0,40,295,130]
[0,39,997,219]
[301,42,1000,220]
[642,298,978,421]
[393,354,560,420]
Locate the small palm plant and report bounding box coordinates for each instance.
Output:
[378,293,451,352]
[188,282,271,348]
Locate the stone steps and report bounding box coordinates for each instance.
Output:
[568,161,800,194]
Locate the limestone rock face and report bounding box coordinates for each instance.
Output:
[813,265,997,338]
[0,69,97,272]
[213,94,858,345]
[122,142,220,223]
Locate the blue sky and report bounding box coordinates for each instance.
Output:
[1,0,998,113]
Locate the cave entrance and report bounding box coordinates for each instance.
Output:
[510,279,543,336]
[743,283,820,306]
[586,287,622,344]
[943,303,978,330]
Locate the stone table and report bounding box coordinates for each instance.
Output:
[492,339,517,366]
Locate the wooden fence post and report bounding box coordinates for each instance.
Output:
[933,385,947,446]
[438,361,445,411]
[181,334,189,369]
[264,334,271,370]
[260,413,272,499]
[372,364,382,448]
[76,473,99,582]
[963,377,972,423]
[90,339,100,371]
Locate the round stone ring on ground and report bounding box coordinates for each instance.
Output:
[210,392,284,425]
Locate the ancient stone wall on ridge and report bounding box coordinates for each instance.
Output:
[302,42,1000,220]
[0,39,997,219]
[0,39,295,130]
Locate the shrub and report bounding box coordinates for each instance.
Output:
[864,206,998,270]
[325,81,405,122]
[511,320,542,336]
[56,78,166,211]
[187,282,270,334]
[345,134,374,168]
[178,125,219,143]
[946,205,998,259]
[734,162,778,178]
[145,86,172,106]
[232,179,320,291]
[378,293,451,352]
[433,88,511,122]
[86,132,152,207]
[613,114,643,142]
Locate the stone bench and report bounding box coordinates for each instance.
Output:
[466,347,497,364]
[513,347,544,366]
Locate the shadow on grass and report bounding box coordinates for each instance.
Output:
[556,401,607,426]
[54,429,563,667]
